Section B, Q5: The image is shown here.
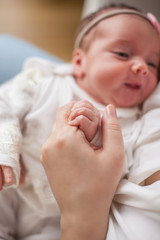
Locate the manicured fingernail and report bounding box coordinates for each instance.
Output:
[106,104,117,116]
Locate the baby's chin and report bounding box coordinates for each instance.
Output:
[110,100,142,109]
[87,93,142,108]
[112,95,145,108]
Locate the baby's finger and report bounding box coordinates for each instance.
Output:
[71,100,100,119]
[69,115,86,126]
[72,100,94,110]
[2,166,13,184]
[69,107,98,123]
[69,115,96,141]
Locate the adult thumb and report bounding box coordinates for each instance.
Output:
[101,105,125,167]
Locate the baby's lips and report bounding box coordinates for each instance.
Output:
[125,82,141,89]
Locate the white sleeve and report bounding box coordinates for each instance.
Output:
[107,180,160,240]
[0,64,42,187]
[106,83,160,239]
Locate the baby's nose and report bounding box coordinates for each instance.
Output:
[131,59,148,76]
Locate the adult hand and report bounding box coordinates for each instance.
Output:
[41,102,125,240]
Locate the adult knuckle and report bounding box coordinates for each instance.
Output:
[41,141,50,158]
[108,122,121,132]
[41,134,67,163]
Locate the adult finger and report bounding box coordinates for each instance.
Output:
[101,105,125,168]
[41,101,78,166]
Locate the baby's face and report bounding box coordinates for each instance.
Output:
[73,14,160,107]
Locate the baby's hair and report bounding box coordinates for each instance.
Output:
[74,3,142,49]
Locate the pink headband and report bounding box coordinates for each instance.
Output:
[75,9,160,48]
[147,13,160,36]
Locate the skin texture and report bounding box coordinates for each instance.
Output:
[41,103,125,240]
[0,166,13,190]
[72,15,160,108]
[69,100,160,185]
[1,14,160,188]
[69,100,100,142]
[69,14,160,186]
[0,13,160,240]
[0,158,25,190]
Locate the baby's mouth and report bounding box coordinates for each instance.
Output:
[125,83,141,90]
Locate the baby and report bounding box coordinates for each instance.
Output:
[69,5,160,152]
[0,3,160,240]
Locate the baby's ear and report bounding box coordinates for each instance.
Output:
[72,48,86,79]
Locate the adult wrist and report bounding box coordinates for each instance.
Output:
[60,209,109,240]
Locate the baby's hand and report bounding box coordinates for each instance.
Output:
[0,165,13,190]
[69,100,100,142]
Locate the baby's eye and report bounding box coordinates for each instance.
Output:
[115,52,129,58]
[147,62,157,68]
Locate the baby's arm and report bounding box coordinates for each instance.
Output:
[69,100,100,142]
[0,165,13,190]
[0,65,41,188]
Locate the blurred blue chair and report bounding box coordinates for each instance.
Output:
[0,34,62,84]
